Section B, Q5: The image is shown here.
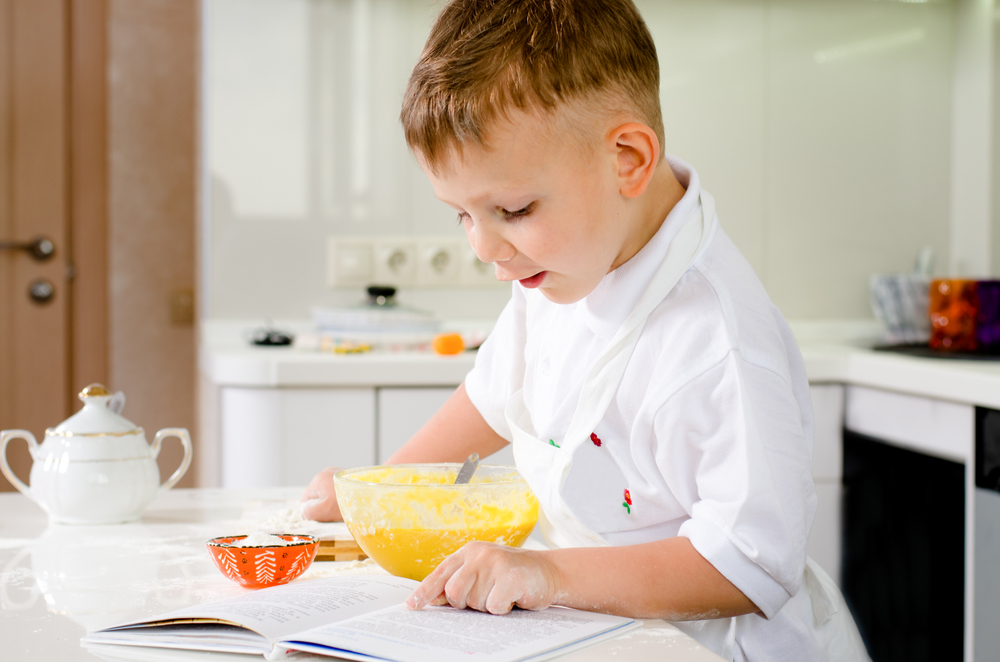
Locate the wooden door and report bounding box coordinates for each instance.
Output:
[0,0,72,491]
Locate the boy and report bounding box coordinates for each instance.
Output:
[303,1,867,659]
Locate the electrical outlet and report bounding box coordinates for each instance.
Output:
[459,245,500,286]
[327,237,373,287]
[373,238,418,286]
[417,238,463,286]
[329,235,506,288]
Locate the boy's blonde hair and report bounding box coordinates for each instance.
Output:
[401,0,663,168]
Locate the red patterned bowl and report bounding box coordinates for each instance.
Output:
[206,534,318,589]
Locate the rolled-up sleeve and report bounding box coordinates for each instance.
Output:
[658,352,816,619]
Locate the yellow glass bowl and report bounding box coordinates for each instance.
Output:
[335,464,539,581]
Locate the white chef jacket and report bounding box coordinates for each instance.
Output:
[465,156,866,661]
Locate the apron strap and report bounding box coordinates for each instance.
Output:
[507,188,719,549]
[804,557,838,626]
[561,190,717,453]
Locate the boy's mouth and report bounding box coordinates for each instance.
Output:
[518,271,546,288]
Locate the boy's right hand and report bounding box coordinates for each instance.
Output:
[300,467,343,521]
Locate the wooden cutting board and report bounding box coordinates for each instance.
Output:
[315,537,367,562]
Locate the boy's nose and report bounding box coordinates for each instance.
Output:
[466,220,515,265]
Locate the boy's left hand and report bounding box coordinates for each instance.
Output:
[405,542,559,615]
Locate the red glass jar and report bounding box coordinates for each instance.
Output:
[929,279,979,351]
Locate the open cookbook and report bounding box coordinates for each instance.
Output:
[82,576,638,662]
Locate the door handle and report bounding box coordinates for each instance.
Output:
[0,237,55,261]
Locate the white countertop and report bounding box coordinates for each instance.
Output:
[201,319,1000,409]
[201,320,476,387]
[0,488,722,662]
[799,342,1000,409]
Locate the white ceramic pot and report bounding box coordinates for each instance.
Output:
[0,384,193,524]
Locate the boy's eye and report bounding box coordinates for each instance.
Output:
[501,204,534,221]
[456,211,471,225]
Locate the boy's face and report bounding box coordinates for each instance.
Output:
[419,109,634,305]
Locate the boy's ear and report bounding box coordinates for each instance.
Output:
[610,123,660,199]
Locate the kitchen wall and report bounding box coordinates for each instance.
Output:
[994,5,1000,277]
[204,0,981,323]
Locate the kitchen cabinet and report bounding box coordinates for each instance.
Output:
[841,384,1000,662]
[377,387,515,465]
[221,387,376,488]
[220,384,516,489]
[807,384,844,586]
[377,387,454,463]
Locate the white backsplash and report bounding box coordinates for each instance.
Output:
[203,0,973,323]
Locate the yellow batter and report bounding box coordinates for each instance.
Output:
[336,465,539,581]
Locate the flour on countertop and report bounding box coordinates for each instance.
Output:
[237,500,351,540]
[613,627,686,640]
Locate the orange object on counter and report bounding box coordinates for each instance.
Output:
[206,534,318,589]
[929,279,979,351]
[432,333,465,355]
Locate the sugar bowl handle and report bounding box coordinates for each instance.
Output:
[0,430,37,498]
[151,428,193,493]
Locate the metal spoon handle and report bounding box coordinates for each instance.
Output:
[454,453,480,484]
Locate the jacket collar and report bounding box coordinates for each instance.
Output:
[575,155,701,341]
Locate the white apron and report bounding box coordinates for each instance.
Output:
[503,191,863,661]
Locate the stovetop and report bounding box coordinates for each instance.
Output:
[873,343,1000,362]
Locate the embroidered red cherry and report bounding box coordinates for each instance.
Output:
[590,433,602,447]
[622,489,632,514]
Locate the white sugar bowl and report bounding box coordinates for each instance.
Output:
[0,384,193,524]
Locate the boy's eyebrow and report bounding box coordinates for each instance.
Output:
[431,192,470,212]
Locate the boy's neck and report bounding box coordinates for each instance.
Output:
[612,161,687,272]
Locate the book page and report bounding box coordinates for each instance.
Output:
[83,624,275,657]
[93,576,419,644]
[283,604,637,662]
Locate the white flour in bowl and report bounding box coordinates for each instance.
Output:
[225,533,298,547]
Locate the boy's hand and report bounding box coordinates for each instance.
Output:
[404,542,560,615]
[300,467,343,521]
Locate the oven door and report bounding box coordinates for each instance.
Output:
[841,428,965,662]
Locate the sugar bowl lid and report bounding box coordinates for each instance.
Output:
[46,384,141,437]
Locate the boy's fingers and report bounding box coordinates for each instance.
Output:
[484,587,516,615]
[406,551,469,609]
[465,574,496,613]
[301,496,344,522]
[405,590,449,610]
[443,569,475,610]
[405,564,453,609]
[404,584,437,610]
